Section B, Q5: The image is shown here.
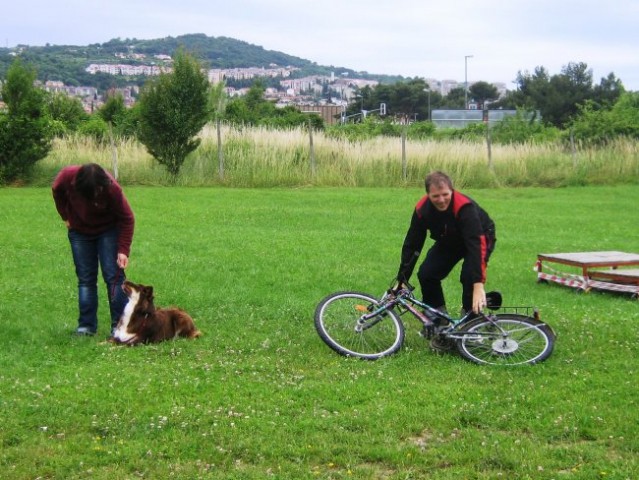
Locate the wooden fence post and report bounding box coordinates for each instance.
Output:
[308,117,316,177]
[217,118,224,180]
[401,126,407,181]
[485,122,493,171]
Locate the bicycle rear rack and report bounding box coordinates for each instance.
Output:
[491,306,540,320]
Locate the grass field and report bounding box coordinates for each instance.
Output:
[0,185,638,479]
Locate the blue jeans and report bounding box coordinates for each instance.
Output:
[68,227,126,333]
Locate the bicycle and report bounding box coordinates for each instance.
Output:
[314,282,555,365]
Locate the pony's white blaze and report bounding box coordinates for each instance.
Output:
[113,289,140,343]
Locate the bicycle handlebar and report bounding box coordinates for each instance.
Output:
[387,278,415,295]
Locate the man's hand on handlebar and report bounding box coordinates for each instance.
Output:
[389,279,411,296]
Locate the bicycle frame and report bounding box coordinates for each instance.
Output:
[375,287,474,326]
[360,287,523,342]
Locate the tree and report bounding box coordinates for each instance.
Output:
[136,50,210,177]
[388,79,429,121]
[545,62,594,126]
[607,92,639,137]
[344,85,373,119]
[592,72,624,110]
[0,58,53,184]
[507,66,551,112]
[225,82,273,125]
[496,62,622,128]
[98,91,138,138]
[442,86,467,109]
[46,91,88,135]
[224,80,324,129]
[469,81,499,108]
[570,92,639,144]
[232,80,281,123]
[345,79,436,122]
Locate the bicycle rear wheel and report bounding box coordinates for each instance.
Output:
[456,314,555,366]
[314,291,404,360]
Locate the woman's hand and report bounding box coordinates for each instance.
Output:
[117,253,129,269]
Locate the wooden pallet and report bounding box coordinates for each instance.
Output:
[535,251,639,297]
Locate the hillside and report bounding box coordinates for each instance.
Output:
[101,34,311,68]
[0,33,403,89]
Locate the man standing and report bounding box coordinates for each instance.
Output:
[397,171,496,317]
[53,163,135,336]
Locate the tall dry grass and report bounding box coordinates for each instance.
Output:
[32,124,639,188]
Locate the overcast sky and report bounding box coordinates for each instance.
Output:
[4,0,638,90]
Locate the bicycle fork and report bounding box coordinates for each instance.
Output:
[354,303,391,333]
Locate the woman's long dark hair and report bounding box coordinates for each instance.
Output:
[75,163,111,200]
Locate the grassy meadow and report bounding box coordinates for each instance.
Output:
[27,124,639,189]
[1,183,638,479]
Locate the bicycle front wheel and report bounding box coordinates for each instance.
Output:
[456,314,555,366]
[314,291,405,360]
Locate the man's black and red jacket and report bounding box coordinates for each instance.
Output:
[397,190,496,284]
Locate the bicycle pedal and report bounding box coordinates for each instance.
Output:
[418,326,434,339]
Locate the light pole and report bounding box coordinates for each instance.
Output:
[424,88,431,121]
[464,55,473,109]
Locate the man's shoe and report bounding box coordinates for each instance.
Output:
[75,326,96,336]
[424,306,449,327]
[430,335,456,353]
[433,317,451,329]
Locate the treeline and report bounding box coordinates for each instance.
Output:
[352,62,627,130]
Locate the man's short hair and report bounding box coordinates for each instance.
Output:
[425,171,453,193]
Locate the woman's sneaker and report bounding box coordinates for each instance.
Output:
[75,326,96,336]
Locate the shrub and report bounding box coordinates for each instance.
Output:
[491,110,561,144]
[569,92,639,145]
[434,122,486,141]
[0,58,53,184]
[45,92,88,136]
[77,116,109,143]
[406,121,435,140]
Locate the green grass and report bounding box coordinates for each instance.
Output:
[1,185,638,479]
